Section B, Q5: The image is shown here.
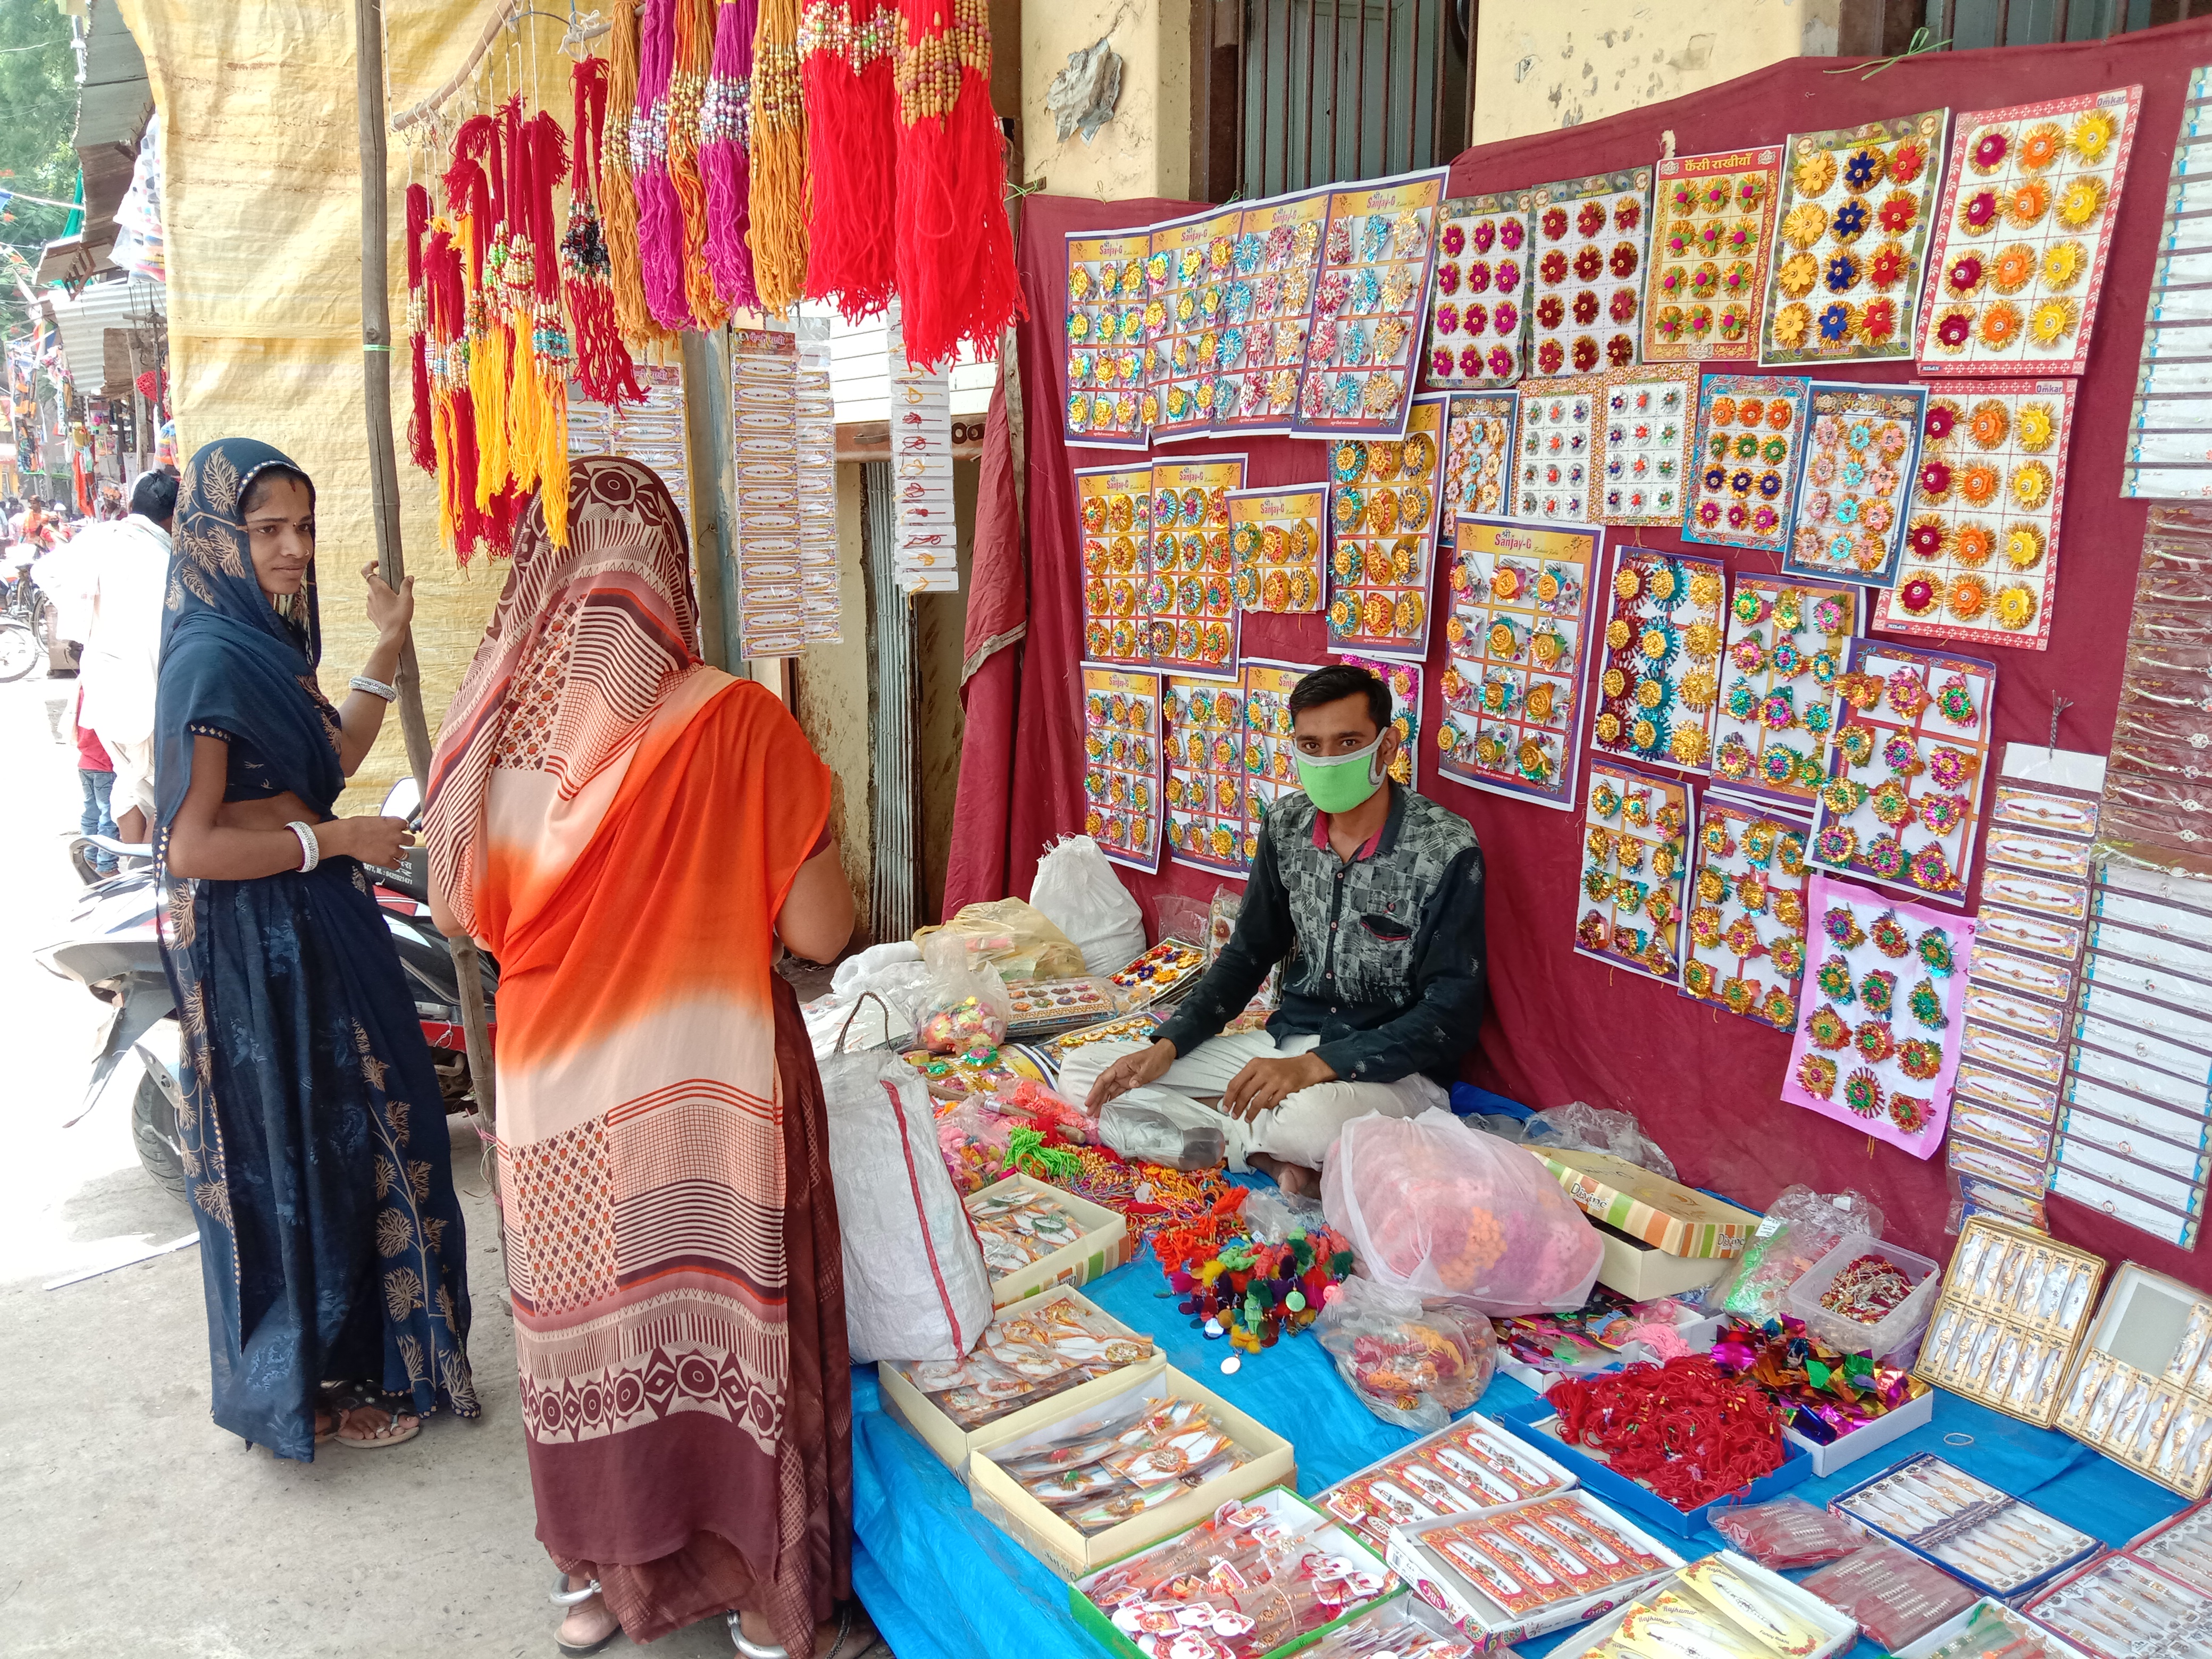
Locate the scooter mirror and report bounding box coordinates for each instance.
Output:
[381,775,423,824]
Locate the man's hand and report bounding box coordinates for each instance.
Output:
[1085,1038,1177,1111]
[1220,1052,1335,1120]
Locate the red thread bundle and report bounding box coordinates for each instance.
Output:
[1548,1354,1787,1509]
[802,0,897,319]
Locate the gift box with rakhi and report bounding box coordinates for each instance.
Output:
[1828,1452,2100,1602]
[1554,1549,1861,1659]
[1914,1216,2104,1429]
[1316,1413,1580,1557]
[963,1171,1130,1307]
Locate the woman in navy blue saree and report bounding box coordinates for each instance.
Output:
[154,438,475,1460]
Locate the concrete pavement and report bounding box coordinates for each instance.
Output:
[0,675,879,1658]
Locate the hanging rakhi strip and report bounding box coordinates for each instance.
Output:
[801,0,898,318]
[424,218,492,562]
[749,0,810,314]
[699,0,763,311]
[891,0,1020,367]
[600,0,669,346]
[563,58,648,406]
[404,180,437,473]
[671,0,728,329]
[450,113,514,518]
[501,100,544,506]
[633,0,694,330]
[508,111,574,542]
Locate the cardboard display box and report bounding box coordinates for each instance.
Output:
[1539,1149,1762,1260]
[965,1171,1130,1307]
[1571,1550,1861,1659]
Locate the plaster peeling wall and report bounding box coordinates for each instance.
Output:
[1022,0,1190,198]
[1474,0,1842,147]
[793,464,876,932]
[914,460,979,925]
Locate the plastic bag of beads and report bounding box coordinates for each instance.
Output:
[1800,1542,1979,1648]
[916,932,1012,1054]
[1708,1495,1868,1570]
[1314,1276,1499,1430]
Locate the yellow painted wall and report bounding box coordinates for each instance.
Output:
[1472,0,1842,146]
[1022,0,1191,198]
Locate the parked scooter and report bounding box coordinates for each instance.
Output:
[32,781,497,1201]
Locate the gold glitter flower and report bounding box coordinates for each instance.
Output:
[2009,460,2054,511]
[1683,622,1722,662]
[1996,582,2039,631]
[2070,107,2118,164]
[2029,297,2079,346]
[2040,240,2087,291]
[1671,727,1711,766]
[2005,523,2047,571]
[1782,203,1830,249]
[1680,670,1718,710]
[1688,570,1724,609]
[1773,304,1812,348]
[1947,574,1989,620]
[2056,175,2108,228]
[1990,242,2036,296]
[1794,151,1839,197]
[1777,252,1819,299]
[2016,402,2058,452]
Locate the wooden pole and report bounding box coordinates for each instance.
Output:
[356,0,500,1137]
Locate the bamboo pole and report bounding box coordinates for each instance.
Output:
[356,0,501,1138]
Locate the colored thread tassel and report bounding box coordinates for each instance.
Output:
[802,0,898,319]
[633,0,693,331]
[698,0,761,311]
[565,57,648,404]
[892,0,1022,368]
[748,0,810,315]
[600,0,672,347]
[404,182,437,473]
[670,0,728,329]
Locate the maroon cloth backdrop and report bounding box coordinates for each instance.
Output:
[949,21,2212,1285]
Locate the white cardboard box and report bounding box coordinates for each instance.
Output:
[1572,1551,1861,1659]
[1893,1596,2096,1659]
[1781,1385,1935,1478]
[965,1171,1130,1307]
[1314,1411,1581,1558]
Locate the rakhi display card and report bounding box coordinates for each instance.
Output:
[1784,872,1974,1158]
[1512,373,1603,521]
[1916,86,2143,376]
[1439,391,1518,548]
[1682,793,1815,1032]
[1523,168,1654,378]
[1227,483,1326,614]
[1440,514,1599,811]
[1683,372,1810,552]
[1143,206,1243,444]
[1761,111,1948,367]
[1809,638,1997,907]
[1575,759,1694,985]
[1642,145,1781,364]
[1146,454,1246,676]
[2124,66,2212,502]
[1337,653,1422,792]
[1711,574,1863,810]
[1873,379,2077,650]
[1213,187,1331,436]
[1425,195,1530,389]
[1164,673,1249,876]
[1293,166,1451,439]
[1081,665,1163,873]
[1242,660,1317,831]
[1063,230,1150,450]
[1781,382,1929,588]
[1325,393,1445,659]
[730,328,806,659]
[1589,544,1728,775]
[1076,463,1154,665]
[1597,362,1697,526]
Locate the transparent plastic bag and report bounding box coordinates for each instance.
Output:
[915,932,1012,1054]
[1708,1496,1867,1570]
[1097,1104,1226,1170]
[1314,1277,1499,1430]
[1321,1108,1603,1317]
[1521,1101,1677,1179]
[1716,1185,1884,1320]
[1153,891,1211,951]
[1030,835,1146,974]
[1243,1188,1327,1245]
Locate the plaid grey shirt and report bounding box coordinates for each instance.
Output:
[1155,783,1487,1087]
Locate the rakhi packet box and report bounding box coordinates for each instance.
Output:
[1892,1597,2097,1659]
[1494,1395,1814,1540]
[1069,1485,1397,1659]
[965,1170,1130,1307]
[1562,1551,1859,1659]
[1826,1451,2102,1603]
[966,1365,1295,1581]
[2017,1552,2212,1659]
[1384,1489,1686,1652]
[1315,1411,1581,1556]
[1538,1150,1762,1259]
[2123,1494,2212,1593]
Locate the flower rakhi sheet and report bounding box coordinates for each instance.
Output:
[1781,382,1928,588]
[1513,374,1603,521]
[1683,372,1808,553]
[1063,231,1151,450]
[1164,674,1249,875]
[1076,463,1153,664]
[1589,544,1726,775]
[1325,393,1445,658]
[1213,188,1331,435]
[1081,665,1162,872]
[1682,794,1814,1033]
[1228,483,1326,614]
[1425,195,1530,388]
[1711,574,1862,810]
[1783,873,1973,1158]
[1294,167,1449,438]
[1146,454,1246,674]
[1439,515,1599,811]
[1523,170,1654,378]
[1916,86,2141,376]
[1143,206,1243,443]
[1642,146,1781,364]
[1598,363,1696,526]
[1576,759,1693,984]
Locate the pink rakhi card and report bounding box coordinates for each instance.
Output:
[1425,194,1531,389]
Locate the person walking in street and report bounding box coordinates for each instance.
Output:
[154,437,476,1460]
[423,456,870,1659]
[73,690,118,875]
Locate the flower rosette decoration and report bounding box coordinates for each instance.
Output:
[1797,1054,1840,1100]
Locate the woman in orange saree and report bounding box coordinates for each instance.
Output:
[422,456,867,1658]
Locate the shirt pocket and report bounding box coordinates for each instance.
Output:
[1351,911,1417,1002]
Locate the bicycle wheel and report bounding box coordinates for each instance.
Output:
[0,620,36,682]
[29,590,53,650]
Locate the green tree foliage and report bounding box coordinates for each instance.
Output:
[0,0,79,333]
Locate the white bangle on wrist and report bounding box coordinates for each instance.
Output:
[350,674,399,702]
[286,820,320,873]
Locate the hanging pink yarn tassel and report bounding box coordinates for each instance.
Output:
[632,0,692,330]
[698,0,761,311]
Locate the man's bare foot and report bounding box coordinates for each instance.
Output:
[1250,1151,1320,1198]
[732,1602,878,1658]
[555,1573,619,1655]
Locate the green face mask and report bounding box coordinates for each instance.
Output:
[1296,733,1388,814]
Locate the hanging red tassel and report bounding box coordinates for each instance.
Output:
[404,182,437,473]
[633,0,693,330]
[564,57,647,405]
[802,0,898,319]
[891,0,1022,367]
[698,0,761,311]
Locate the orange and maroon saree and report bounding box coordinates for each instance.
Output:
[424,457,848,1648]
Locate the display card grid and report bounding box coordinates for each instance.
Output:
[1576,760,1693,984]
[1782,382,1929,589]
[1063,231,1150,450]
[1683,373,1809,554]
[1144,207,1241,443]
[1080,665,1162,872]
[1292,167,1449,439]
[1439,392,1518,548]
[1146,455,1246,675]
[1164,674,1247,876]
[1598,362,1697,526]
[1227,484,1326,614]
[1681,793,1814,1032]
[1588,543,1726,776]
[1425,195,1530,389]
[1523,170,1653,379]
[1642,146,1781,364]
[1213,188,1331,435]
[1710,574,1862,810]
[1513,374,1603,522]
[1325,394,1445,657]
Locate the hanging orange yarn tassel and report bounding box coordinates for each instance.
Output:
[670,0,728,329]
[892,0,1021,367]
[564,58,647,404]
[600,0,672,348]
[748,0,810,315]
[801,0,898,319]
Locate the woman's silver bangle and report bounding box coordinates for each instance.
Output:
[286,820,320,873]
[349,674,399,703]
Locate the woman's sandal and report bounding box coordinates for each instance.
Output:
[329,1392,423,1449]
[728,1599,860,1659]
[550,1572,618,1657]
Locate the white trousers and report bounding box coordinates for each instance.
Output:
[103,734,153,821]
[1059,1030,1446,1173]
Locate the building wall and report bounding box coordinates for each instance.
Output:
[914,460,979,925]
[1021,0,1192,198]
[1472,0,1843,146]
[792,463,876,934]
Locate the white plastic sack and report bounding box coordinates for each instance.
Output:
[820,1049,993,1363]
[1031,834,1146,974]
[1322,1108,1602,1318]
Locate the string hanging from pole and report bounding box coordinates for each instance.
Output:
[670,0,728,329]
[748,0,809,315]
[698,0,761,311]
[599,0,668,347]
[563,55,648,404]
[404,150,438,474]
[801,0,898,320]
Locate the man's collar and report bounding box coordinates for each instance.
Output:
[1310,781,1405,862]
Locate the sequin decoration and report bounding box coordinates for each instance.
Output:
[1227,483,1326,615]
[1682,795,1814,1032]
[1875,379,2075,651]
[1081,664,1163,871]
[1439,391,1519,549]
[1513,373,1603,521]
[1712,573,1862,810]
[1163,673,1249,876]
[1591,544,1728,774]
[1294,167,1451,439]
[1759,110,1949,368]
[1917,87,2140,376]
[1146,454,1247,673]
[1424,193,1531,389]
[1599,362,1697,525]
[1143,205,1244,444]
[1076,463,1155,664]
[1644,145,1782,364]
[1063,230,1151,449]
[1213,185,1333,437]
[1783,382,1929,588]
[1576,759,1695,984]
[1326,393,1445,657]
[1522,167,1654,379]
[1683,372,1809,554]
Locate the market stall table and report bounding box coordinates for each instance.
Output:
[846,1241,2191,1659]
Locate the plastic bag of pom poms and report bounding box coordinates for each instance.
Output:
[1321,1108,1602,1317]
[1800,1543,1978,1648]
[916,931,1012,1054]
[1716,1183,1886,1320]
[1314,1275,1499,1430]
[1708,1495,1868,1570]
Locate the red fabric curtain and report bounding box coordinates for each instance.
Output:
[953,20,2212,1283]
